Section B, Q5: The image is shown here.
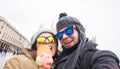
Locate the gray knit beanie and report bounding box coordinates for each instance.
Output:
[56,13,85,33]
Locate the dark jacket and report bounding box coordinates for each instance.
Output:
[55,25,119,69]
[55,40,119,69]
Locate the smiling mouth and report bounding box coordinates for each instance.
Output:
[64,40,73,45]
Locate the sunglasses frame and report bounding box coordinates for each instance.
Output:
[37,36,55,43]
[56,26,76,40]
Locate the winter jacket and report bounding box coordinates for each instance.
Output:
[55,40,120,69]
[3,48,38,69]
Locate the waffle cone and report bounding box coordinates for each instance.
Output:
[37,45,51,56]
[37,45,52,69]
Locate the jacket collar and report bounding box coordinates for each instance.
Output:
[21,48,37,60]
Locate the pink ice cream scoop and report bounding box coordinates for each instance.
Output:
[36,45,53,69]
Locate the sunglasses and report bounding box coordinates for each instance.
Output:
[56,26,75,40]
[37,36,55,43]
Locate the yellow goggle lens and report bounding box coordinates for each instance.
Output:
[37,36,55,43]
[37,37,45,43]
[48,37,55,43]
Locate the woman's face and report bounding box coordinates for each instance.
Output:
[36,32,57,56]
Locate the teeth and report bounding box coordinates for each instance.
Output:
[49,46,52,50]
[65,40,72,44]
[65,41,71,44]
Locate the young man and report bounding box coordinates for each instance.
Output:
[55,13,120,69]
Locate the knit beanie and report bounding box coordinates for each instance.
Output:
[56,13,85,33]
[31,27,58,50]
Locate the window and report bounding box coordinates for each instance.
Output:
[0,25,4,30]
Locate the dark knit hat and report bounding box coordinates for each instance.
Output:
[56,13,85,32]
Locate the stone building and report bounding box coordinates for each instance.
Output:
[0,16,30,52]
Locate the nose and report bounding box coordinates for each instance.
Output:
[44,39,50,44]
[62,33,69,39]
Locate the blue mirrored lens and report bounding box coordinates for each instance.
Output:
[57,26,74,39]
[57,32,63,39]
[65,27,73,36]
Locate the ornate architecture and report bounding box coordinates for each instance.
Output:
[0,16,30,52]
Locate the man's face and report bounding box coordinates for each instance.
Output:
[57,26,79,48]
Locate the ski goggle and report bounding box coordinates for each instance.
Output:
[56,26,74,40]
[37,36,55,43]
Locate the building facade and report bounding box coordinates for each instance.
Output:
[0,16,30,52]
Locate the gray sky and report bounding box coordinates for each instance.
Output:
[0,0,120,58]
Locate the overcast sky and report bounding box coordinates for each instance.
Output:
[0,0,120,58]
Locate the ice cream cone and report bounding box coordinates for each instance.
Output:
[37,45,51,56]
[36,45,53,69]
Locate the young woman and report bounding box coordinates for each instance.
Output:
[3,27,59,69]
